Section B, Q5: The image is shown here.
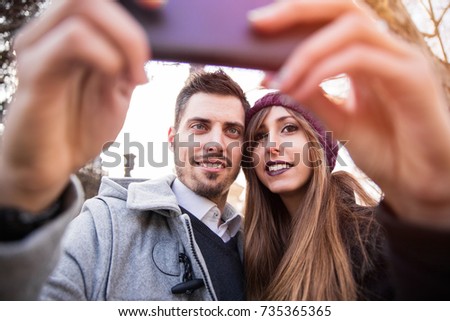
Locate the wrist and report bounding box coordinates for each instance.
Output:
[0,160,70,213]
[384,193,450,229]
[0,197,63,241]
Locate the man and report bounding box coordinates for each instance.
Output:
[39,70,250,300]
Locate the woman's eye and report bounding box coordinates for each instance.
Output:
[282,124,298,133]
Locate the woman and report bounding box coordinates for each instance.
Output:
[242,92,393,300]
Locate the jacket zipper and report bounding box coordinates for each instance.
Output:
[183,216,217,300]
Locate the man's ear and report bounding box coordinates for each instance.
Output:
[168,127,176,152]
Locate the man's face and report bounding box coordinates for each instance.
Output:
[169,93,245,202]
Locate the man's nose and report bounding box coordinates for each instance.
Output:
[205,142,223,154]
[204,129,225,154]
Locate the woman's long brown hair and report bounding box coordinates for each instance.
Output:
[242,108,381,300]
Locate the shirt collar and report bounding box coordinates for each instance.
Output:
[172,178,242,240]
[172,178,216,221]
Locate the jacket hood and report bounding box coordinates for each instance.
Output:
[98,174,181,215]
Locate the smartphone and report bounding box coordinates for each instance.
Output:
[118,0,319,71]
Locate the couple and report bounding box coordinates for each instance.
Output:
[1,0,450,300]
[40,71,386,301]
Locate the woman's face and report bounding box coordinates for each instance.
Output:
[252,106,313,198]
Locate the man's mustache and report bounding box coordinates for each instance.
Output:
[190,153,232,168]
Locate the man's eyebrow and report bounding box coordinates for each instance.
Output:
[186,118,244,129]
[225,121,244,129]
[186,117,211,124]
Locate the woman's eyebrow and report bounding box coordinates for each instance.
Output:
[260,116,295,128]
[275,116,296,123]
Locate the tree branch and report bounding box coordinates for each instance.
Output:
[364,0,450,107]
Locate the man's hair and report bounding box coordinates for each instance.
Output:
[174,69,250,129]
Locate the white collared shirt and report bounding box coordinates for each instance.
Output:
[172,179,242,242]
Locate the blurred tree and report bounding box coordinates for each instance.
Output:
[0,0,48,122]
[76,156,106,200]
[365,0,450,105]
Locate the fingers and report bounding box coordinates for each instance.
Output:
[15,0,149,84]
[17,17,124,86]
[250,0,413,93]
[248,0,362,33]
[253,0,423,118]
[284,45,412,101]
[276,14,410,93]
[300,87,349,137]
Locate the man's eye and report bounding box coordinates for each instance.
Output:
[192,123,206,130]
[227,127,241,136]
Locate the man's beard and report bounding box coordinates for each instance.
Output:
[175,165,238,200]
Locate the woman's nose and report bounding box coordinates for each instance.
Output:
[265,132,281,154]
[269,146,280,155]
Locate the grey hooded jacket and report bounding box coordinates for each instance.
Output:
[40,175,244,300]
[0,176,83,300]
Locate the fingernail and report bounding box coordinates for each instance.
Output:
[129,66,148,86]
[139,70,149,85]
[247,5,276,22]
[268,67,289,89]
[136,0,167,10]
[268,78,281,90]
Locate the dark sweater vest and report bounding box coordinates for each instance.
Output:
[182,208,245,300]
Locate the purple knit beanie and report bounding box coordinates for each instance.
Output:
[246,92,339,171]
